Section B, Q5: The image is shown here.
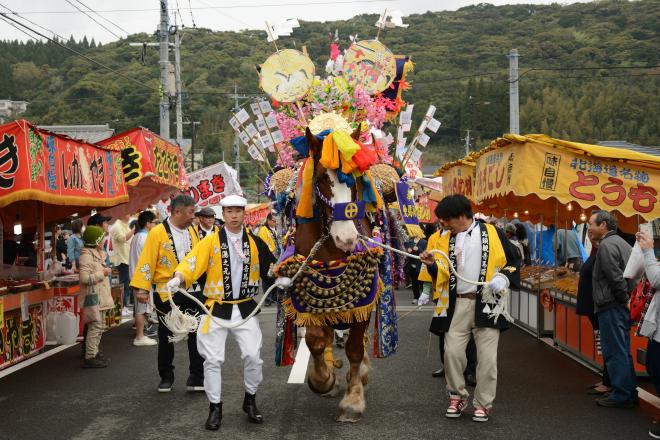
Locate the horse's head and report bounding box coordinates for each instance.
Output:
[306,127,360,253]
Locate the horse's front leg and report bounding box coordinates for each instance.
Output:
[306,325,340,396]
[337,320,369,422]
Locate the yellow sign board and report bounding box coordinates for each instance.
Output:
[474,139,659,221]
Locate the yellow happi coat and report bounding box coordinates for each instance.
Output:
[419,222,510,331]
[257,226,277,255]
[129,222,203,301]
[174,227,275,323]
[190,224,220,242]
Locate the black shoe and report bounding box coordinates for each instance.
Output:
[83,354,109,369]
[464,373,477,387]
[186,375,205,392]
[205,402,222,430]
[595,397,638,408]
[432,368,445,378]
[242,392,263,424]
[158,375,174,393]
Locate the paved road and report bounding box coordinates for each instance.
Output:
[0,291,652,440]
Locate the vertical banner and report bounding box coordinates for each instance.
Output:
[395,181,424,237]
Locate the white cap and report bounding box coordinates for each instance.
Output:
[220,194,247,208]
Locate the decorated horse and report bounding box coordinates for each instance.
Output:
[273,124,388,422]
[235,15,416,422]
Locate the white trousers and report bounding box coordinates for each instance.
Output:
[196,305,263,404]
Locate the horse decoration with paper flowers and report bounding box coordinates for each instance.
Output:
[229,12,417,422]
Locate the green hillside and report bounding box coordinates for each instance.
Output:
[0,0,658,186]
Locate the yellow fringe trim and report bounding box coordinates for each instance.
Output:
[0,188,129,210]
[283,277,384,327]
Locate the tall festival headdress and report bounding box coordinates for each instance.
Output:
[226,10,431,209]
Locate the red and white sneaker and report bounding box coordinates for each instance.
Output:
[472,406,489,422]
[445,398,468,418]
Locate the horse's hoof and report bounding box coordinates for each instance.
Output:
[308,373,340,397]
[336,410,362,423]
[322,375,342,398]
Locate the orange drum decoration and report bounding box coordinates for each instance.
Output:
[0,119,128,225]
[97,127,187,218]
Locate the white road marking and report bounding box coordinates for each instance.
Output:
[0,343,77,380]
[287,339,311,384]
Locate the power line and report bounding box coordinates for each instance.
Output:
[514,64,660,82]
[187,0,197,28]
[0,2,68,42]
[193,0,253,29]
[11,0,398,14]
[0,13,41,42]
[71,0,131,36]
[0,12,158,92]
[64,0,123,40]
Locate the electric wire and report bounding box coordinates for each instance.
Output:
[9,0,399,14]
[70,0,131,35]
[63,0,123,40]
[0,11,159,92]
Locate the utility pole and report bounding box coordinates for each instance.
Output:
[508,48,520,135]
[464,129,471,156]
[173,30,183,145]
[159,0,170,139]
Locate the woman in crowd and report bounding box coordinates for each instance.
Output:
[636,229,660,439]
[79,225,114,368]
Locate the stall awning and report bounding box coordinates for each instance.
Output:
[244,203,272,227]
[96,127,187,217]
[0,120,128,225]
[433,153,479,206]
[473,134,660,228]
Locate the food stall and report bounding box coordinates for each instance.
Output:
[473,134,659,373]
[244,203,272,228]
[96,127,188,218]
[0,120,128,369]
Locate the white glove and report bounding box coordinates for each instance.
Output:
[487,273,509,294]
[166,276,182,293]
[417,292,430,306]
[275,277,292,289]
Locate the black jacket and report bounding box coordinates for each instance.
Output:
[592,231,632,314]
[215,229,276,320]
[429,223,520,334]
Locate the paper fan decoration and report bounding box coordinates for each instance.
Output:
[259,49,315,103]
[308,112,351,135]
[343,39,396,95]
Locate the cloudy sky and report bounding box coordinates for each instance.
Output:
[0,0,592,44]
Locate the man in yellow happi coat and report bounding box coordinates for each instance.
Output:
[130,194,205,394]
[192,207,221,241]
[257,212,279,306]
[419,195,520,423]
[166,195,283,430]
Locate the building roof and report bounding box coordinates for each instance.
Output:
[597,140,660,157]
[38,124,115,144]
[422,165,437,176]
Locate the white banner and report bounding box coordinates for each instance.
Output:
[185,162,241,207]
